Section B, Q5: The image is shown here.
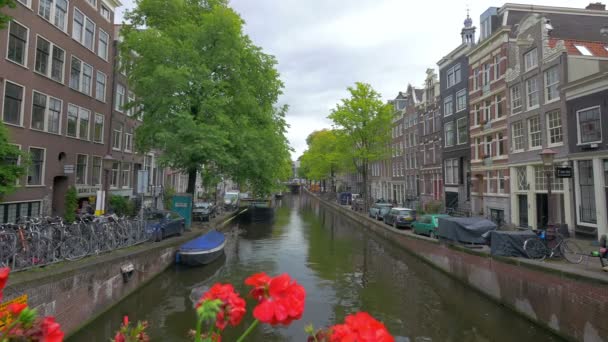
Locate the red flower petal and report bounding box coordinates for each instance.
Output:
[7,303,27,316]
[41,316,65,342]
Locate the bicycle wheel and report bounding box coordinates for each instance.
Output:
[61,236,89,261]
[524,238,548,261]
[560,240,585,264]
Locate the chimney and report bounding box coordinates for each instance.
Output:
[586,2,606,10]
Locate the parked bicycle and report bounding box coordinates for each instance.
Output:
[523,228,585,263]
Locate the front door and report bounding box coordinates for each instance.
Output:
[536,194,548,229]
[52,176,69,217]
[518,195,528,227]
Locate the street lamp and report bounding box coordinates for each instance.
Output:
[539,148,557,229]
[103,154,115,214]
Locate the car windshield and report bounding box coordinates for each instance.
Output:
[145,212,164,221]
[195,203,211,208]
[397,210,413,216]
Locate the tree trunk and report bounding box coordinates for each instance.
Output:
[186,168,197,196]
[362,161,369,212]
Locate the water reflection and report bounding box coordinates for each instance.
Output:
[69,195,559,342]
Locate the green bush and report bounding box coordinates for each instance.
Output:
[64,186,77,223]
[425,200,443,214]
[163,187,176,210]
[109,195,136,216]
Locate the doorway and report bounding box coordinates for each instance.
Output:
[52,176,69,217]
[536,193,548,229]
[518,195,528,227]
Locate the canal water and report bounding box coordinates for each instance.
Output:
[70,195,559,341]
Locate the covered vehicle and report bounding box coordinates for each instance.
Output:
[369,203,393,220]
[223,191,239,210]
[193,202,216,221]
[413,214,451,238]
[437,217,497,244]
[384,208,417,228]
[338,192,352,205]
[145,210,185,242]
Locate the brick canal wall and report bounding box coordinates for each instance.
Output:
[307,191,608,342]
[3,212,238,336]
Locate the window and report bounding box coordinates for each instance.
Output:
[76,154,88,185]
[38,0,67,31]
[456,89,466,112]
[7,21,28,66]
[473,68,479,91]
[496,133,505,156]
[73,9,95,50]
[31,91,61,134]
[95,71,106,102]
[101,5,112,21]
[70,57,93,95]
[66,104,90,139]
[510,85,522,114]
[578,160,596,223]
[98,29,108,60]
[91,156,102,185]
[86,0,96,8]
[445,159,459,185]
[483,63,491,86]
[17,0,31,7]
[34,36,65,83]
[544,67,559,102]
[112,123,123,150]
[110,162,120,188]
[526,78,539,109]
[121,163,131,188]
[445,121,454,147]
[443,96,453,116]
[127,92,136,116]
[483,100,491,123]
[115,84,125,112]
[516,167,527,191]
[512,121,524,151]
[3,82,24,125]
[457,117,467,145]
[535,166,563,191]
[545,111,563,146]
[124,129,133,152]
[577,106,601,144]
[493,56,500,80]
[447,64,461,88]
[93,113,104,143]
[524,48,538,71]
[484,136,493,157]
[574,45,593,56]
[0,202,41,224]
[474,138,480,160]
[495,95,503,118]
[454,64,461,84]
[528,116,541,149]
[27,147,45,186]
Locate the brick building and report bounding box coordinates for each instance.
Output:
[418,69,442,208]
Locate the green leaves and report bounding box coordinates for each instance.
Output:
[0,0,16,30]
[0,124,27,199]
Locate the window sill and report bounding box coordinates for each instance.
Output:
[3,122,25,128]
[527,105,540,111]
[548,143,564,148]
[67,135,90,142]
[33,70,65,85]
[5,58,29,70]
[545,98,560,105]
[577,141,602,146]
[25,185,46,188]
[529,146,542,151]
[112,148,122,151]
[511,110,523,116]
[38,14,68,35]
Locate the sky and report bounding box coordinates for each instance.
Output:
[116,0,592,160]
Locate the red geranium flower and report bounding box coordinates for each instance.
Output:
[40,316,65,342]
[330,312,394,342]
[114,332,126,342]
[199,283,246,330]
[8,303,27,316]
[245,273,306,326]
[0,267,10,301]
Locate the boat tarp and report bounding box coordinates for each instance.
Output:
[179,230,225,251]
[488,230,538,257]
[437,217,497,244]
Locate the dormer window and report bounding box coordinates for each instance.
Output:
[574,45,593,56]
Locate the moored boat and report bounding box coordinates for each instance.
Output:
[177,230,225,266]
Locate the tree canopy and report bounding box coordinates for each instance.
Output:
[299,129,346,187]
[0,124,26,199]
[121,0,291,197]
[0,0,15,30]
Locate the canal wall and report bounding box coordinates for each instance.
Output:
[3,212,239,336]
[306,191,608,342]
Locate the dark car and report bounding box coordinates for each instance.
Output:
[193,202,216,221]
[145,210,185,242]
[369,203,393,220]
[384,208,417,229]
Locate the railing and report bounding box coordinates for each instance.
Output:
[0,216,148,272]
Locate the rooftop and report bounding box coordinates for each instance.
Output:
[549,38,608,57]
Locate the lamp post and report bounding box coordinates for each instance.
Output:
[103,154,115,214]
[540,149,557,228]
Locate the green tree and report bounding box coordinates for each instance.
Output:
[0,0,16,30]
[0,124,26,199]
[64,186,77,223]
[299,129,345,192]
[121,0,290,199]
[328,83,392,209]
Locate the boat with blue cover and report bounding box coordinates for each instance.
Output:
[177,230,225,266]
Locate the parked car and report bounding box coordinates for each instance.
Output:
[384,208,417,229]
[224,191,240,210]
[145,210,185,242]
[352,198,365,212]
[338,192,352,205]
[193,202,216,221]
[369,203,393,220]
[412,214,451,238]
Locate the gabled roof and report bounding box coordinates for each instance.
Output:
[549,38,608,58]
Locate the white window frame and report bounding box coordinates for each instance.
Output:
[34,35,65,83]
[510,85,522,114]
[124,131,133,153]
[529,116,542,150]
[30,90,62,134]
[443,95,453,117]
[115,84,125,112]
[445,158,459,185]
[93,113,104,143]
[444,121,455,147]
[456,89,466,112]
[457,117,467,145]
[66,104,90,139]
[17,0,31,8]
[38,0,69,32]
[493,55,500,80]
[97,29,109,61]
[544,66,560,103]
[72,8,96,51]
[112,123,123,150]
[110,162,120,188]
[127,92,136,116]
[512,121,524,152]
[496,132,505,156]
[497,170,505,194]
[576,106,602,145]
[69,56,93,95]
[546,110,563,147]
[100,4,112,22]
[95,70,107,102]
[526,77,539,110]
[121,162,131,189]
[6,20,29,67]
[75,154,88,185]
[2,80,26,127]
[524,48,538,71]
[91,155,102,185]
[85,0,96,8]
[27,146,46,186]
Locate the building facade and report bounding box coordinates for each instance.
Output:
[403,85,422,208]
[390,92,406,205]
[0,0,121,221]
[438,14,475,215]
